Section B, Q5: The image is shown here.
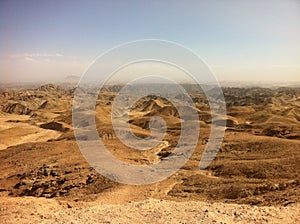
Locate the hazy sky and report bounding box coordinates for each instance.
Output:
[0,0,299,83]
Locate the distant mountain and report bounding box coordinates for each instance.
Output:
[58,75,81,84]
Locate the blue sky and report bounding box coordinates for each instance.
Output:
[0,0,299,83]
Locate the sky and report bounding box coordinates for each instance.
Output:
[0,0,299,83]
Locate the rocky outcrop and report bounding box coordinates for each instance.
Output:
[1,102,32,115]
[1,98,48,115]
[11,164,116,198]
[38,84,65,93]
[40,122,69,132]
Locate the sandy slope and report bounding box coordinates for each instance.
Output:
[0,114,61,150]
[0,196,299,224]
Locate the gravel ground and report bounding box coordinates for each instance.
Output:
[0,196,299,224]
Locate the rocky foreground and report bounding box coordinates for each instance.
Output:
[0,196,299,224]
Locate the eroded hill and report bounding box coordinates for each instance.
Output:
[0,83,299,223]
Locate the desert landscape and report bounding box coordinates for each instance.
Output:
[0,82,299,223]
[1,0,299,223]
